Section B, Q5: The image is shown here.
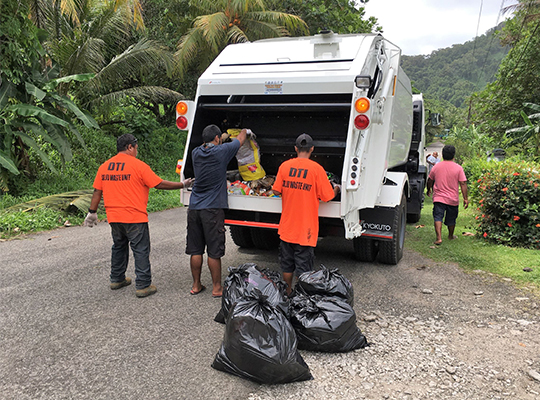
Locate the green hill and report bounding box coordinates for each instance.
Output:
[401,23,509,108]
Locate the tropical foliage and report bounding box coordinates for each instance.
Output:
[0,0,99,190]
[273,0,378,35]
[504,102,540,156]
[473,160,540,249]
[175,0,309,76]
[470,0,540,140]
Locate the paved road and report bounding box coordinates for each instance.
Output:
[1,207,539,399]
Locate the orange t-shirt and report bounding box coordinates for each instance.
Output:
[272,157,335,247]
[93,153,163,223]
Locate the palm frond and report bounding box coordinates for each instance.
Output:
[195,13,229,53]
[90,86,184,108]
[227,25,250,44]
[84,39,173,96]
[59,0,81,26]
[5,190,96,214]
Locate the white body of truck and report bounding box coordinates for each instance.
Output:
[180,32,426,264]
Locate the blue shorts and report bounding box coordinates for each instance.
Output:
[433,202,459,226]
[278,240,314,276]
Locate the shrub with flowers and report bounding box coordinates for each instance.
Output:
[473,160,540,248]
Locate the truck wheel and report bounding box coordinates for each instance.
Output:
[378,192,407,265]
[406,212,421,223]
[229,226,254,248]
[353,237,379,262]
[251,229,280,250]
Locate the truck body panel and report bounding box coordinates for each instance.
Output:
[180,32,426,264]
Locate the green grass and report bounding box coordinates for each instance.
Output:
[406,196,540,289]
[0,171,185,240]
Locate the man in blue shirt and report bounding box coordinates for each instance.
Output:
[186,124,247,297]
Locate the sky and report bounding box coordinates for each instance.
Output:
[362,0,517,56]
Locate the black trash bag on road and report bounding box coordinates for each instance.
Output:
[290,293,368,353]
[212,290,313,384]
[295,264,354,306]
[215,263,288,324]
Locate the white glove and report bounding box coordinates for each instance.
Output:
[182,178,194,189]
[84,212,98,227]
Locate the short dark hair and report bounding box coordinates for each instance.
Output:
[202,124,221,143]
[117,134,138,152]
[442,144,456,161]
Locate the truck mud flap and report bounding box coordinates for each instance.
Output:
[358,208,395,241]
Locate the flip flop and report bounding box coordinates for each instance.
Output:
[190,285,206,295]
[212,293,222,298]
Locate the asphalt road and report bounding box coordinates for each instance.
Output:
[1,206,539,399]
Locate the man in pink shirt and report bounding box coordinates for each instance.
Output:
[426,145,469,245]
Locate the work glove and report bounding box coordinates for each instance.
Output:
[182,178,195,189]
[84,212,98,227]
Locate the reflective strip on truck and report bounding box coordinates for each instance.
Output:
[225,219,279,229]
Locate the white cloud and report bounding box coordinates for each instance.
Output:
[363,0,516,55]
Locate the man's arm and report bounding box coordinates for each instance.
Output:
[154,178,194,190]
[234,128,248,146]
[89,189,103,211]
[459,181,469,209]
[426,177,434,197]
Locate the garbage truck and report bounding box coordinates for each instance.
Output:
[177,31,426,265]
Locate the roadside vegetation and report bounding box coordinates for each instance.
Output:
[1,0,539,285]
[406,196,540,289]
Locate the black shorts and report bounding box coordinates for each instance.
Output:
[186,209,226,259]
[279,240,314,276]
[433,202,459,226]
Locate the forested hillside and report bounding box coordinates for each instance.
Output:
[401,23,508,108]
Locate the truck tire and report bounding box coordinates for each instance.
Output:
[378,192,407,265]
[251,228,280,250]
[229,226,254,248]
[353,237,379,262]
[406,212,421,223]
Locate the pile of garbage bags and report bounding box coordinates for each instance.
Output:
[211,264,368,384]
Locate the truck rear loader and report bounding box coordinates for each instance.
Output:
[177,32,427,265]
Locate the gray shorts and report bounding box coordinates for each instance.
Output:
[186,209,226,259]
[279,240,314,276]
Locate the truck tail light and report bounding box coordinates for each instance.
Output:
[354,115,370,130]
[176,101,189,130]
[355,97,370,113]
[353,97,371,130]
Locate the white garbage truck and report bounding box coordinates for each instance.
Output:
[177,31,426,265]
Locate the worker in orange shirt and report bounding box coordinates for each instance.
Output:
[272,134,340,295]
[84,134,193,298]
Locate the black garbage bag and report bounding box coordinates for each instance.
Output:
[215,263,288,324]
[212,290,313,384]
[295,264,354,306]
[290,293,368,353]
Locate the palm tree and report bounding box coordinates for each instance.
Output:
[505,103,540,156]
[503,0,540,23]
[37,0,183,118]
[176,0,308,76]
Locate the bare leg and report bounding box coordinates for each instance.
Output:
[208,257,222,297]
[190,254,203,292]
[283,272,294,295]
[434,221,443,245]
[448,225,457,239]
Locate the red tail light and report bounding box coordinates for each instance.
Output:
[354,115,370,130]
